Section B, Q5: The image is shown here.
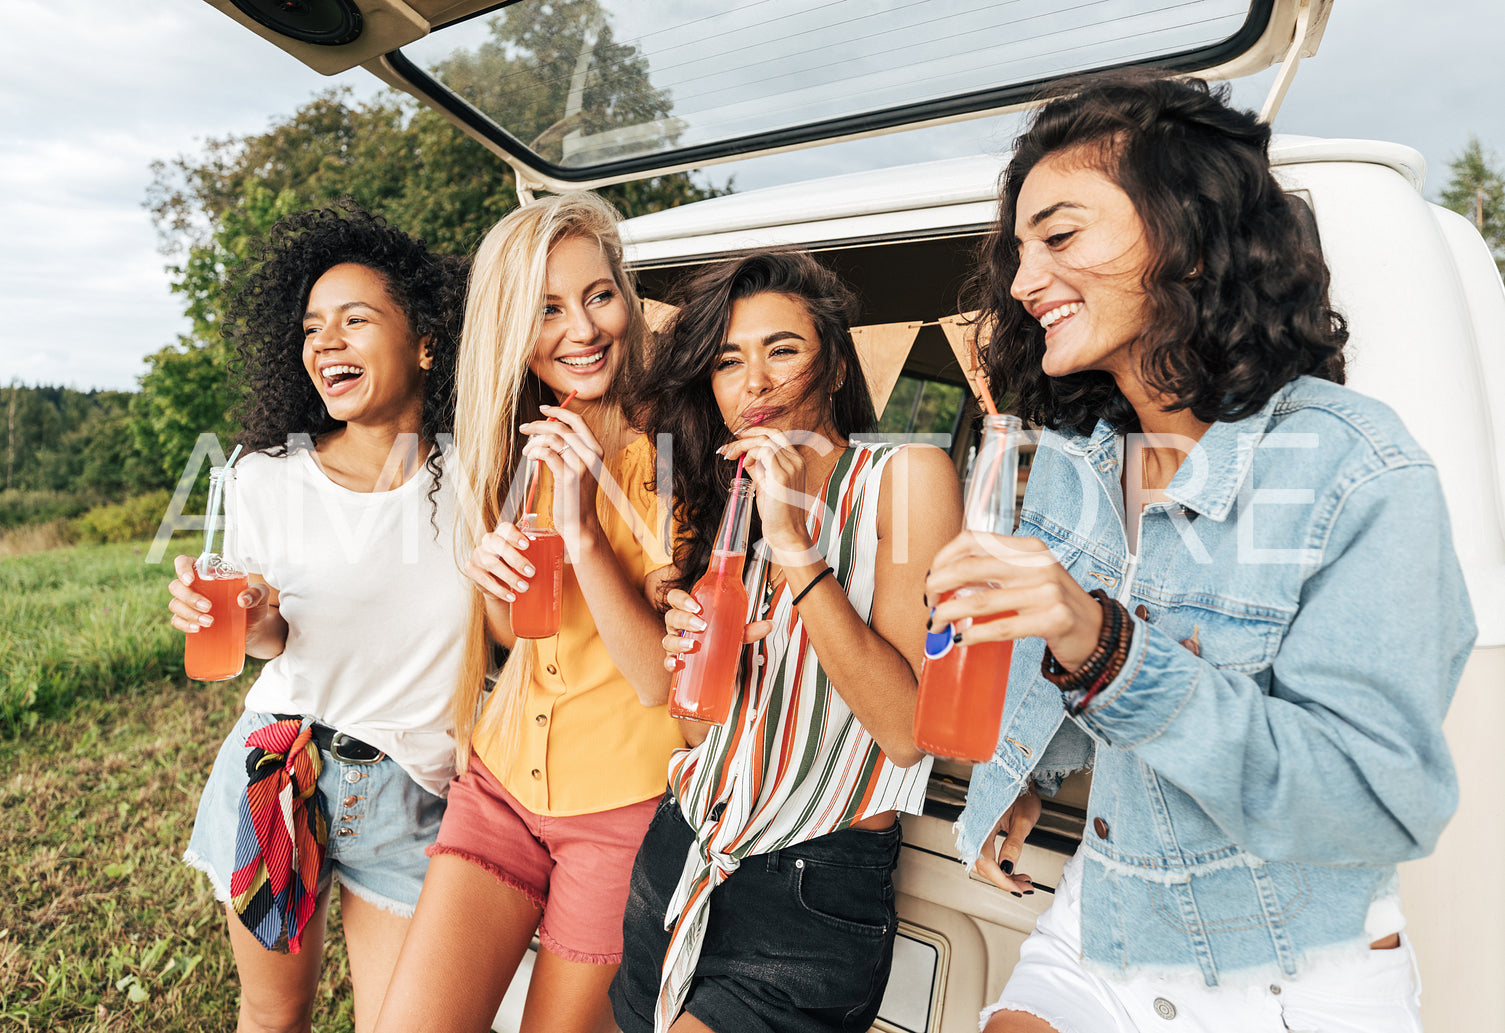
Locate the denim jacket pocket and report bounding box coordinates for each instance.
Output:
[1163,598,1285,674]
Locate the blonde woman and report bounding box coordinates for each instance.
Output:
[375,193,683,1033]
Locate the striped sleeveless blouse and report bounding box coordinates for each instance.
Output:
[654,442,934,1032]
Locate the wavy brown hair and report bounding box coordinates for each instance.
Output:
[625,249,875,595]
[968,72,1346,435]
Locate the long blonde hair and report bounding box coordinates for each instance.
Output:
[450,191,647,772]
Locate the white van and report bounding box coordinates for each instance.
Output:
[206,1,1505,1028]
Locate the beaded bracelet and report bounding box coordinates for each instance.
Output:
[1041,589,1132,714]
[790,566,834,607]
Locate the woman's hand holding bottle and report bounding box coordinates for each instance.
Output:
[463,521,539,604]
[166,554,266,634]
[520,403,604,559]
[660,588,773,671]
[925,531,1104,671]
[167,554,286,664]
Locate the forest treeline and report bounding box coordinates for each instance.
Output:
[0,384,154,526]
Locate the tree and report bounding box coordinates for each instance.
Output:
[1439,136,1505,275]
[138,0,730,490]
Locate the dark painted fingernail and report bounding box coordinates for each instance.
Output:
[1001,859,1014,875]
[952,631,963,643]
[1024,889,1035,895]
[1010,891,1023,898]
[925,615,932,630]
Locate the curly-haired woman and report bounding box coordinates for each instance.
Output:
[927,73,1475,1033]
[167,200,470,1032]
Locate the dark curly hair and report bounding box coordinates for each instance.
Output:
[225,200,466,511]
[969,72,1346,435]
[625,249,875,594]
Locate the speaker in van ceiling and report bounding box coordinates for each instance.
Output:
[229,0,364,46]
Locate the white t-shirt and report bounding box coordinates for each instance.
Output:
[224,449,469,796]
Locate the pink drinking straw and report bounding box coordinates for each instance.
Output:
[524,388,579,518]
[731,408,766,481]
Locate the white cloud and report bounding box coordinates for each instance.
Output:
[0,0,381,390]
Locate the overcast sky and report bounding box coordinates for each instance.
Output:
[2,0,1502,392]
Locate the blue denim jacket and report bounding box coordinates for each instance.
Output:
[956,377,1475,984]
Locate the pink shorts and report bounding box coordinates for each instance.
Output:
[428,753,659,965]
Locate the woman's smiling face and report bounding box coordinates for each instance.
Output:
[301,262,429,429]
[1009,149,1154,382]
[528,234,629,403]
[711,291,836,435]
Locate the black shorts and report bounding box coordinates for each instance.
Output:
[610,793,901,1033]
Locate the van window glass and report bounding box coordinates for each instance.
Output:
[878,375,966,439]
[396,0,1265,178]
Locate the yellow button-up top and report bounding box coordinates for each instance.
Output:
[473,434,683,816]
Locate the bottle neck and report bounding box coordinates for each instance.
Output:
[965,415,1022,534]
[712,478,755,556]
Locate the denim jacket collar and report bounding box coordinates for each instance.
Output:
[1056,384,1290,523]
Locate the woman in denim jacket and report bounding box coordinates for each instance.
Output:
[928,73,1476,1033]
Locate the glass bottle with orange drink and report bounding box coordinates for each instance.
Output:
[185,462,249,682]
[913,414,1023,761]
[509,451,567,640]
[669,476,755,723]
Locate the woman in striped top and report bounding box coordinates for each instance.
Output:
[610,249,963,1033]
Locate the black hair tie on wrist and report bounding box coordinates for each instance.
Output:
[791,566,834,607]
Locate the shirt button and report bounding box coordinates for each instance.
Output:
[1093,817,1110,840]
[343,796,358,807]
[1269,984,1282,995]
[535,714,547,725]
[345,771,362,784]
[336,827,354,837]
[531,768,542,780]
[546,665,558,675]
[1152,998,1176,1020]
[1135,604,1150,621]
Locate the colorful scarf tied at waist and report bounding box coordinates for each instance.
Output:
[230,715,327,953]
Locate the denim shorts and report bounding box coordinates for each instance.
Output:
[183,709,445,917]
[610,793,901,1033]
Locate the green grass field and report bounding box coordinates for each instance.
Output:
[0,543,356,1032]
[0,542,198,735]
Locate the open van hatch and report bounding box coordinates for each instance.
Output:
[204,0,1332,193]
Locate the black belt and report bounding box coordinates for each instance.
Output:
[309,722,385,764]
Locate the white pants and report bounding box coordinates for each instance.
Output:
[981,855,1424,1033]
